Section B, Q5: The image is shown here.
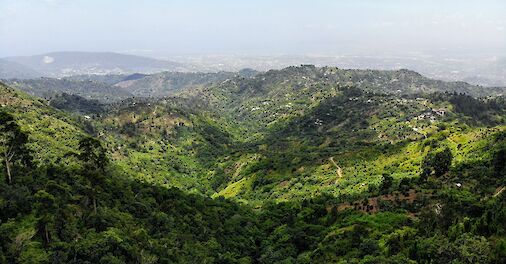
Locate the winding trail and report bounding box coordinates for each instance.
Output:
[493,186,505,198]
[329,157,343,184]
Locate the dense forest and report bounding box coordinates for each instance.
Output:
[0,66,505,263]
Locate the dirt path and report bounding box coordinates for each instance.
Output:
[493,186,505,198]
[329,157,343,184]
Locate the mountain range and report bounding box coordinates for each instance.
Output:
[0,64,505,263]
[5,65,505,104]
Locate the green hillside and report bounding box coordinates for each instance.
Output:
[114,71,239,97]
[0,65,505,263]
[5,78,133,102]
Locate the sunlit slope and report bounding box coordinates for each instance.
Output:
[0,82,86,165]
[212,88,505,202]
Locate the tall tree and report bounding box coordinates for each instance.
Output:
[0,111,30,184]
[77,137,108,214]
[433,147,453,177]
[34,190,57,244]
[421,147,453,179]
[493,147,506,179]
[380,173,394,194]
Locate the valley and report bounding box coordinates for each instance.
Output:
[1,65,505,262]
[2,0,505,261]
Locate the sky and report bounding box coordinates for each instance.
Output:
[0,0,505,57]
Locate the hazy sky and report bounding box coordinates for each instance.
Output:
[0,0,505,57]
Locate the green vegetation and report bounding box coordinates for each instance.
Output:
[0,65,505,263]
[5,78,132,102]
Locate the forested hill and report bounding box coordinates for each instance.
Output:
[1,65,506,263]
[5,78,133,102]
[113,71,239,97]
[5,66,505,105]
[197,66,506,100]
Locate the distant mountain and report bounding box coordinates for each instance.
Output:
[3,70,249,102]
[121,73,149,82]
[8,65,504,106]
[5,78,133,102]
[114,71,239,97]
[0,58,41,79]
[174,65,506,136]
[3,51,188,77]
[198,66,506,109]
[63,74,130,85]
